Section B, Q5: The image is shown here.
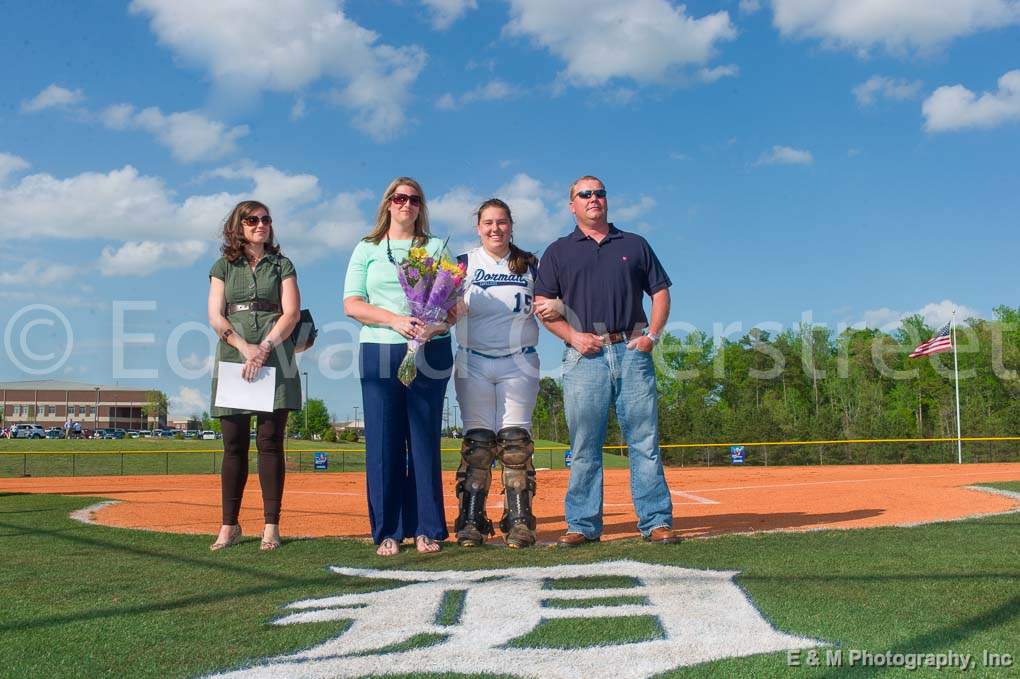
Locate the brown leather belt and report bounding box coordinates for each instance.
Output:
[600,331,632,345]
[227,301,281,315]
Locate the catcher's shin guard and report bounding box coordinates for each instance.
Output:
[497,426,537,548]
[454,428,497,546]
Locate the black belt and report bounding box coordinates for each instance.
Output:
[227,301,281,314]
[565,331,637,347]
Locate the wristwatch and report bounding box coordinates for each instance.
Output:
[220,328,234,342]
[645,331,660,345]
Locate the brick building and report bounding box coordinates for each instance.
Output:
[0,380,167,430]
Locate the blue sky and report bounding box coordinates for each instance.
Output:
[2,0,1018,422]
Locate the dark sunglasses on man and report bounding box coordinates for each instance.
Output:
[390,193,422,207]
[575,189,607,199]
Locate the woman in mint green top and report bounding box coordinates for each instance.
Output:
[343,176,453,557]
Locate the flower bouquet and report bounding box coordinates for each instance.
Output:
[396,244,467,386]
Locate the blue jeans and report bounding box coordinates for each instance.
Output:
[561,343,673,538]
[360,337,452,544]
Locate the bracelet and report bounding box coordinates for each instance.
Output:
[261,339,275,352]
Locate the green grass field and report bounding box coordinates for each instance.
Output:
[0,483,1016,678]
[0,438,630,477]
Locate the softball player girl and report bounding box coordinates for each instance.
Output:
[453,198,541,548]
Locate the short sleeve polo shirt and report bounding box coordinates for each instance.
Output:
[534,224,671,336]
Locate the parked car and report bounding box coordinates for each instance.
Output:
[12,424,46,439]
[92,428,113,439]
[200,430,217,440]
[45,428,64,439]
[182,430,198,439]
[101,429,126,440]
[127,430,141,439]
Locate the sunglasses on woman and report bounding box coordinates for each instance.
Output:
[390,193,422,207]
[242,215,273,226]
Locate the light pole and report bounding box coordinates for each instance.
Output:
[452,405,459,433]
[93,386,100,432]
[302,371,309,436]
[444,396,450,435]
[352,405,360,431]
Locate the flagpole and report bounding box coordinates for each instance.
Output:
[951,309,962,464]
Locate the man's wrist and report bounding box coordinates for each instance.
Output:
[645,330,660,345]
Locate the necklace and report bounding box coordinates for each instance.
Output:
[386,233,397,265]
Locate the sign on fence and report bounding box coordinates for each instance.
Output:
[313,452,328,470]
[564,449,573,468]
[730,446,745,464]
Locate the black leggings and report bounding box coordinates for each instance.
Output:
[219,411,289,525]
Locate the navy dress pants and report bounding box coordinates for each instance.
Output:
[360,336,452,544]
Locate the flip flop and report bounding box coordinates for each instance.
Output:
[376,537,400,557]
[415,535,442,554]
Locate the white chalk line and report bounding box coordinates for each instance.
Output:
[670,490,720,505]
[679,469,1020,494]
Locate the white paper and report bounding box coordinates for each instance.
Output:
[215,362,276,412]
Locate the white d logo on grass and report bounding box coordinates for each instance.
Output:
[214,560,822,679]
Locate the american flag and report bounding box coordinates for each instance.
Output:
[909,322,953,358]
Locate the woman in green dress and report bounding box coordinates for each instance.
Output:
[207,200,302,551]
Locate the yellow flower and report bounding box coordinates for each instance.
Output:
[439,259,462,275]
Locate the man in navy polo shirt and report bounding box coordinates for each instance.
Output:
[534,175,678,546]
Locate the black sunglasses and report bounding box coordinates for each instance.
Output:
[390,193,422,207]
[242,215,273,226]
[575,189,607,199]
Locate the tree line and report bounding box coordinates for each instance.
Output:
[533,306,1020,465]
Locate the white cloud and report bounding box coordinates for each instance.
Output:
[168,386,207,418]
[847,147,861,157]
[21,84,85,112]
[130,0,427,141]
[435,93,458,111]
[435,80,521,110]
[0,153,30,183]
[504,0,736,86]
[754,145,814,166]
[209,161,322,211]
[100,104,248,163]
[180,353,214,374]
[2,165,189,241]
[98,240,209,277]
[429,173,563,249]
[290,97,307,121]
[430,186,483,235]
[698,64,740,83]
[0,260,77,286]
[739,0,762,14]
[770,0,1020,54]
[1,156,389,267]
[421,0,477,30]
[922,69,1020,132]
[614,196,657,221]
[859,300,982,330]
[853,75,923,106]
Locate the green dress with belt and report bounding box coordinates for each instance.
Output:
[209,253,303,417]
